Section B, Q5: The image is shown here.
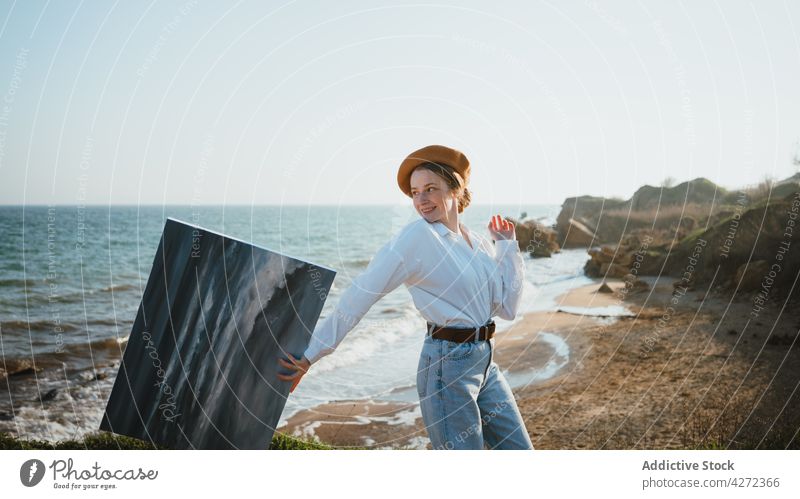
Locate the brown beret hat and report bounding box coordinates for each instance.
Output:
[397,144,470,198]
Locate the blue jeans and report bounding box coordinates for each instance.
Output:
[416,334,535,450]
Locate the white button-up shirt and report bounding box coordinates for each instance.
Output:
[303,217,525,365]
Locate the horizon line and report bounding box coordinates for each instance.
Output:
[0,202,563,207]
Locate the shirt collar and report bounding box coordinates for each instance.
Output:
[432,221,460,240]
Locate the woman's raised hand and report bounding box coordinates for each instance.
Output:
[277,353,311,393]
[487,214,516,241]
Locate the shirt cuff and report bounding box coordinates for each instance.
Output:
[303,339,332,366]
[302,349,321,366]
[303,332,330,366]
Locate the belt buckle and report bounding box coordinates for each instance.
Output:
[478,320,492,342]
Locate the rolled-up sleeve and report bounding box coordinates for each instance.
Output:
[490,239,525,320]
[303,236,419,365]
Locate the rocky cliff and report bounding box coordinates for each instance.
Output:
[555,178,745,247]
[575,175,800,301]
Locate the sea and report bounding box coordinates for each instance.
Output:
[0,204,605,444]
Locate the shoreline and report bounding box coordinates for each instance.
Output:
[3,272,795,449]
[276,276,800,449]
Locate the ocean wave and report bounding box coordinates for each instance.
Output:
[1,316,131,334]
[6,286,141,309]
[90,283,139,293]
[1,319,82,333]
[0,336,127,377]
[555,305,635,317]
[342,258,371,269]
[0,278,38,288]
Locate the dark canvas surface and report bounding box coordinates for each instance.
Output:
[100,218,335,449]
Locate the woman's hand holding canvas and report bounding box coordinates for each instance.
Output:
[277,353,311,393]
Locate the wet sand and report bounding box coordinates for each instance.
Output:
[523,278,800,449]
[277,276,800,449]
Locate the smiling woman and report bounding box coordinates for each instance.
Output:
[409,160,471,229]
[277,144,533,450]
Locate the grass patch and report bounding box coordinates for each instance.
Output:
[602,202,719,227]
[0,430,361,450]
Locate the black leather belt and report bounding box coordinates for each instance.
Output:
[427,320,495,342]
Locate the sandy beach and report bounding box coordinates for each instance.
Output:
[276,276,800,449]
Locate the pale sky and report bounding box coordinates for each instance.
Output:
[0,0,798,206]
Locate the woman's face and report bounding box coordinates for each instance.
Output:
[409,167,457,222]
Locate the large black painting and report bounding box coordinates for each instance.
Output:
[99,218,335,449]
